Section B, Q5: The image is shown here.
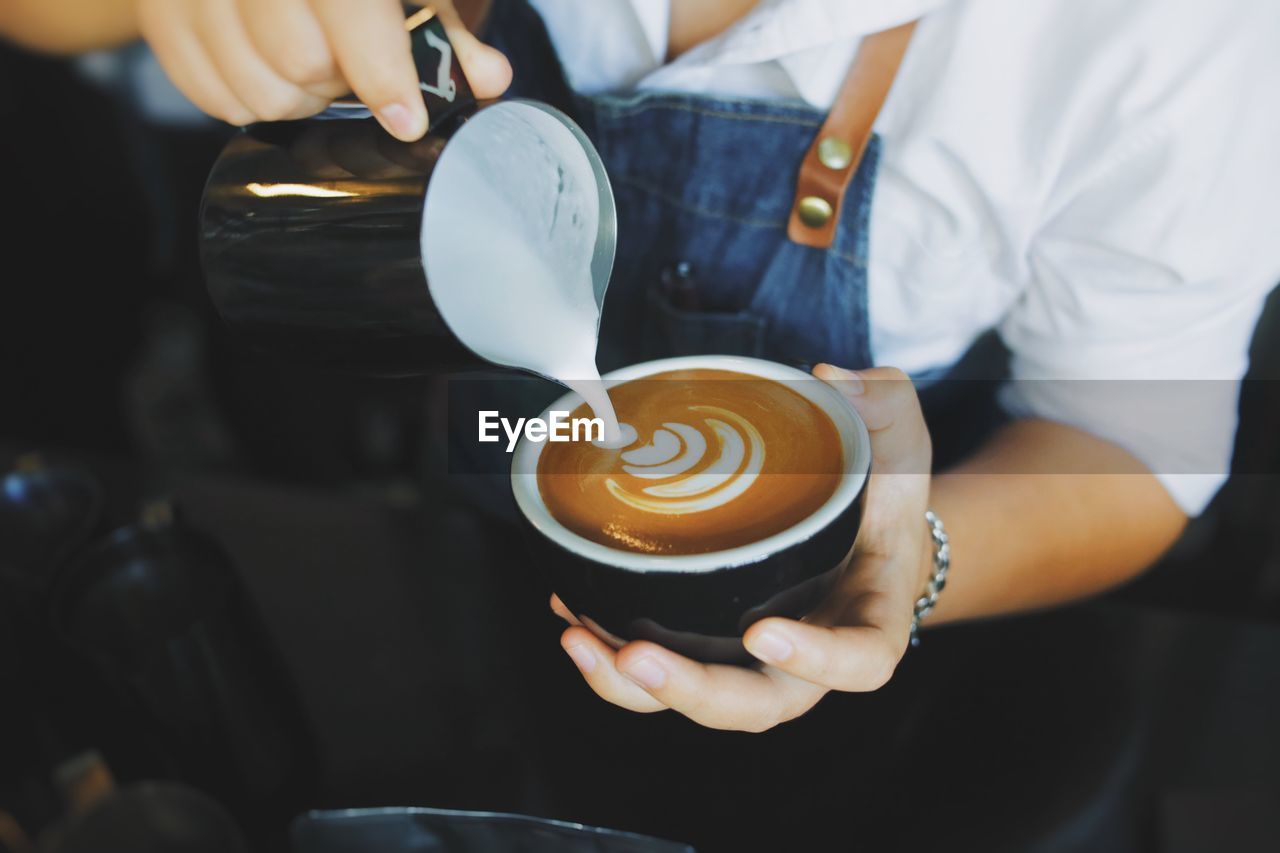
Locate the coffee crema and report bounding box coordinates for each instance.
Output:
[537,369,843,555]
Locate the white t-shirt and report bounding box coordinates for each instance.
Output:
[528,0,1280,514]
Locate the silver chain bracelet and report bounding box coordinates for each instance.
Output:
[909,510,950,647]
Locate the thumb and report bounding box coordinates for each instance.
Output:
[813,364,931,476]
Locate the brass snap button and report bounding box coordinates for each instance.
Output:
[797,196,833,228]
[817,137,853,171]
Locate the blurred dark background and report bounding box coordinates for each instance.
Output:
[2,39,1279,853]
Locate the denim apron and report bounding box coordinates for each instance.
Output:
[486,0,877,374]
[586,98,877,373]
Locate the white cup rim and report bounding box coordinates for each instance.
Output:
[510,356,872,573]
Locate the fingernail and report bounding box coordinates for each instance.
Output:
[746,630,794,664]
[622,656,667,689]
[378,101,426,140]
[819,364,864,394]
[564,642,597,674]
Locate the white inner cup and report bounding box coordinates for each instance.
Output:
[420,100,616,380]
[511,356,873,573]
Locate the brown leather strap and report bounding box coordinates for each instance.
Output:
[788,21,918,248]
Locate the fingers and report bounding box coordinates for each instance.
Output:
[813,364,931,476]
[141,0,509,138]
[548,593,582,626]
[560,627,667,714]
[558,628,826,730]
[236,0,347,99]
[742,616,904,693]
[554,606,833,729]
[195,0,330,121]
[613,643,826,732]
[424,0,513,99]
[311,0,429,140]
[815,363,932,554]
[137,0,255,126]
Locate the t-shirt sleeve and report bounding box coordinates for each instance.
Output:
[998,39,1280,516]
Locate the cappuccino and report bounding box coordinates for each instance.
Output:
[537,369,843,555]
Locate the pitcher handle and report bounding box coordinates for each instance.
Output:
[323,7,479,130]
[406,6,478,131]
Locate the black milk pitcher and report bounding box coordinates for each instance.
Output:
[200,10,616,376]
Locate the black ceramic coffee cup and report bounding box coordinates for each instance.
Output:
[511,356,872,664]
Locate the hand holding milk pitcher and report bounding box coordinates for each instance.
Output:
[138,1,511,138]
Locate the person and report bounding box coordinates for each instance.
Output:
[5,0,1279,734]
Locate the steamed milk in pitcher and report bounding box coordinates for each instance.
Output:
[421,103,624,443]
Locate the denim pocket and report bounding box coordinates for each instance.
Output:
[642,287,769,360]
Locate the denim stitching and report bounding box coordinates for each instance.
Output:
[827,247,868,269]
[611,183,869,268]
[614,174,791,228]
[594,96,822,127]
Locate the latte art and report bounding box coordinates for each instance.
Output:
[605,407,765,516]
[538,369,843,555]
